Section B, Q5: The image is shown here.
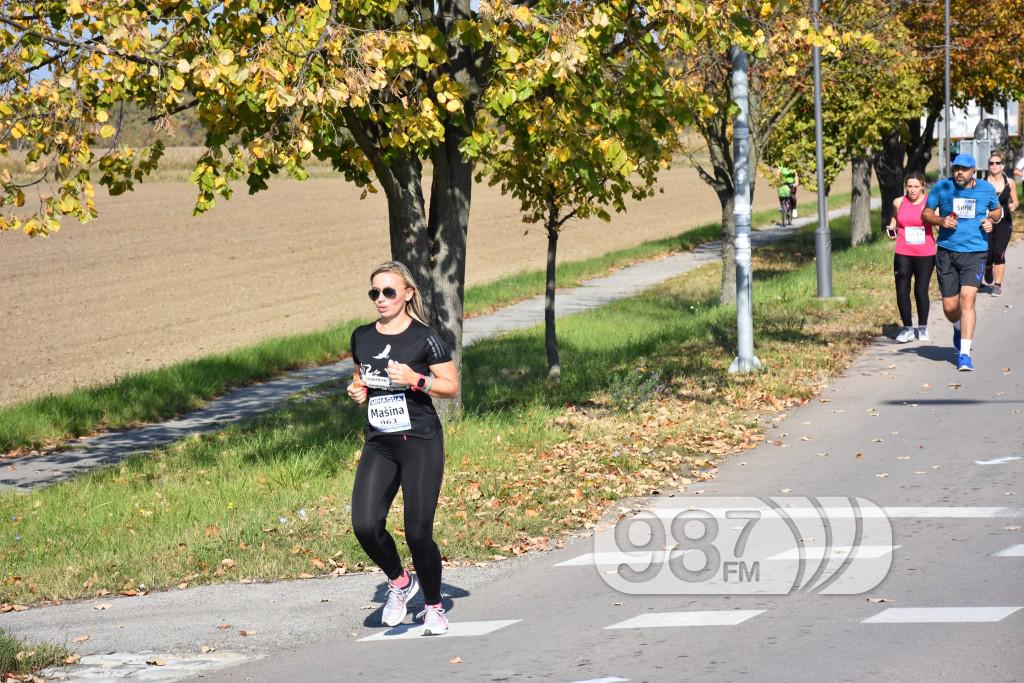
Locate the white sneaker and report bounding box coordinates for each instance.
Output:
[381,573,419,627]
[792,209,799,218]
[894,327,915,343]
[418,604,448,636]
[915,326,929,341]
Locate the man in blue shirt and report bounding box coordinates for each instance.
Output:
[922,153,1002,371]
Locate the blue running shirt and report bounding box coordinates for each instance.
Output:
[926,178,1000,253]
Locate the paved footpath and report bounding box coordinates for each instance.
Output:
[0,205,859,491]
[8,209,1022,683]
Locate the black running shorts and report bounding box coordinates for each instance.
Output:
[935,248,986,297]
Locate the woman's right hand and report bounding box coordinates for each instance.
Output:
[347,378,368,404]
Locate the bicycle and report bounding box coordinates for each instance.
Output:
[777,184,795,226]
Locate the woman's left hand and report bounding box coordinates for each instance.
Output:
[386,360,417,386]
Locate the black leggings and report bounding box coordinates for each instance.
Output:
[988,219,1012,268]
[351,433,445,604]
[894,253,935,327]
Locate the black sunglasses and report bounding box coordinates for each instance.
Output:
[368,287,399,301]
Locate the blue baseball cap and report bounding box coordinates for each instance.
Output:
[951,153,976,168]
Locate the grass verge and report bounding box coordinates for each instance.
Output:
[0,630,69,679]
[0,192,856,454]
[0,210,898,606]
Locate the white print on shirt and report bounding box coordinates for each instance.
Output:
[367,393,412,432]
[904,226,926,245]
[359,362,408,391]
[372,344,392,360]
[951,197,976,219]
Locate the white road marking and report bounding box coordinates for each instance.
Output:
[555,551,693,567]
[862,607,1022,624]
[605,610,765,629]
[993,544,1024,557]
[975,456,1022,465]
[765,545,900,560]
[358,619,520,641]
[633,506,1024,519]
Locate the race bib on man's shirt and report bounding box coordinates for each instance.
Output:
[951,197,976,219]
[904,226,926,245]
[368,393,412,432]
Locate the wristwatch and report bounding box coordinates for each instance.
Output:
[415,375,428,391]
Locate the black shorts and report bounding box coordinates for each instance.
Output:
[935,248,986,297]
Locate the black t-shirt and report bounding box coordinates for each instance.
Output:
[350,320,451,439]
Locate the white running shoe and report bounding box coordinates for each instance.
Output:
[792,209,799,218]
[915,326,929,341]
[418,604,448,636]
[894,327,915,343]
[381,573,419,627]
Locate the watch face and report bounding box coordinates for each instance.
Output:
[417,376,427,389]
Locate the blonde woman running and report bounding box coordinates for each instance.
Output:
[346,261,459,635]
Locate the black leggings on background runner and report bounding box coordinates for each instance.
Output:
[351,433,445,605]
[988,219,1012,268]
[894,253,935,326]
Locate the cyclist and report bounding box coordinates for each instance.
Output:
[779,166,799,220]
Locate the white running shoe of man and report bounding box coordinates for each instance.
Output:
[418,604,448,636]
[915,326,929,341]
[381,573,420,627]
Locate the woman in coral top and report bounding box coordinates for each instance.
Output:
[885,171,935,342]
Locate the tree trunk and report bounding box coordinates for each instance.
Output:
[426,124,473,421]
[850,152,873,245]
[544,209,561,384]
[874,111,939,227]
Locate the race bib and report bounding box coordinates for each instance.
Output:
[368,393,412,432]
[951,197,976,219]
[904,226,926,245]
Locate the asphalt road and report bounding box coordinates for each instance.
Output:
[5,248,1021,683]
[186,258,1024,681]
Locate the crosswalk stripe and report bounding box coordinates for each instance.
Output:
[358,619,520,641]
[862,607,1022,624]
[765,545,900,560]
[993,544,1024,557]
[975,456,1022,465]
[632,506,1024,519]
[606,610,765,629]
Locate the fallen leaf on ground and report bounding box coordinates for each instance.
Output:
[450,657,463,665]
[867,597,891,604]
[63,654,81,665]
[779,488,792,493]
[875,473,889,478]
[855,453,863,459]
[220,559,235,569]
[217,623,231,630]
[94,603,112,610]
[72,635,89,644]
[200,645,216,654]
[239,630,256,637]
[1004,526,1021,531]
[146,658,166,667]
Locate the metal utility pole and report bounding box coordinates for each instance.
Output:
[729,46,761,374]
[944,0,952,176]
[812,0,832,297]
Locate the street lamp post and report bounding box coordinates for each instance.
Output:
[729,46,761,374]
[812,0,832,297]
[944,0,952,176]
